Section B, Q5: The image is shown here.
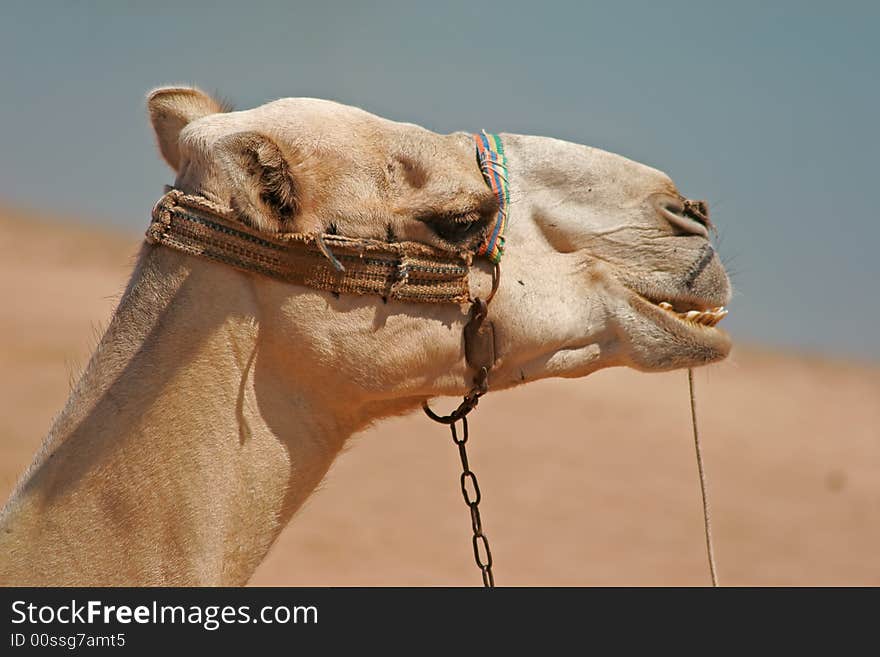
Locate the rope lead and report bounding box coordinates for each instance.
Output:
[688,368,719,587]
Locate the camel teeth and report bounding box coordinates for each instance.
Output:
[706,309,728,326]
[656,301,728,326]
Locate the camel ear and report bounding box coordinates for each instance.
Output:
[147,86,226,171]
[215,131,300,232]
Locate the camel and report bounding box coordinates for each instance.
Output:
[0,87,731,585]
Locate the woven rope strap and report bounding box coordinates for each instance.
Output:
[146,190,472,304]
[473,132,510,264]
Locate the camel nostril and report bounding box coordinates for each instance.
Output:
[682,198,711,227]
[650,193,710,238]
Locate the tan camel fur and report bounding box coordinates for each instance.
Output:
[0,87,731,585]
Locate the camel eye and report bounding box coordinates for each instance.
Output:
[433,219,480,242]
[419,210,489,245]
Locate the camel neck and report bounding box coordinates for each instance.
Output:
[0,245,349,585]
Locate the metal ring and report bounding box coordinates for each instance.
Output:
[422,390,481,425]
[485,262,501,305]
[468,261,501,306]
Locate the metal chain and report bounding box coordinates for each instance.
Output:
[451,413,495,587]
[423,374,495,587]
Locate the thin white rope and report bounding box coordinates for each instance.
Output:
[688,368,719,587]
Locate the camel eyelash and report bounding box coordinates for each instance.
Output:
[425,212,489,244]
[417,208,484,224]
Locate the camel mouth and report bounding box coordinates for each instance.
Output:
[629,290,731,336]
[653,300,728,328]
[623,289,733,363]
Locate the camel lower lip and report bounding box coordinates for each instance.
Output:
[645,295,733,355]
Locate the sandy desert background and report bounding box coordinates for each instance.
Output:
[1,205,878,586]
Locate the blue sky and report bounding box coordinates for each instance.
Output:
[1,1,877,359]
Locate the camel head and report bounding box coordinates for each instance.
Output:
[147,87,731,410]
